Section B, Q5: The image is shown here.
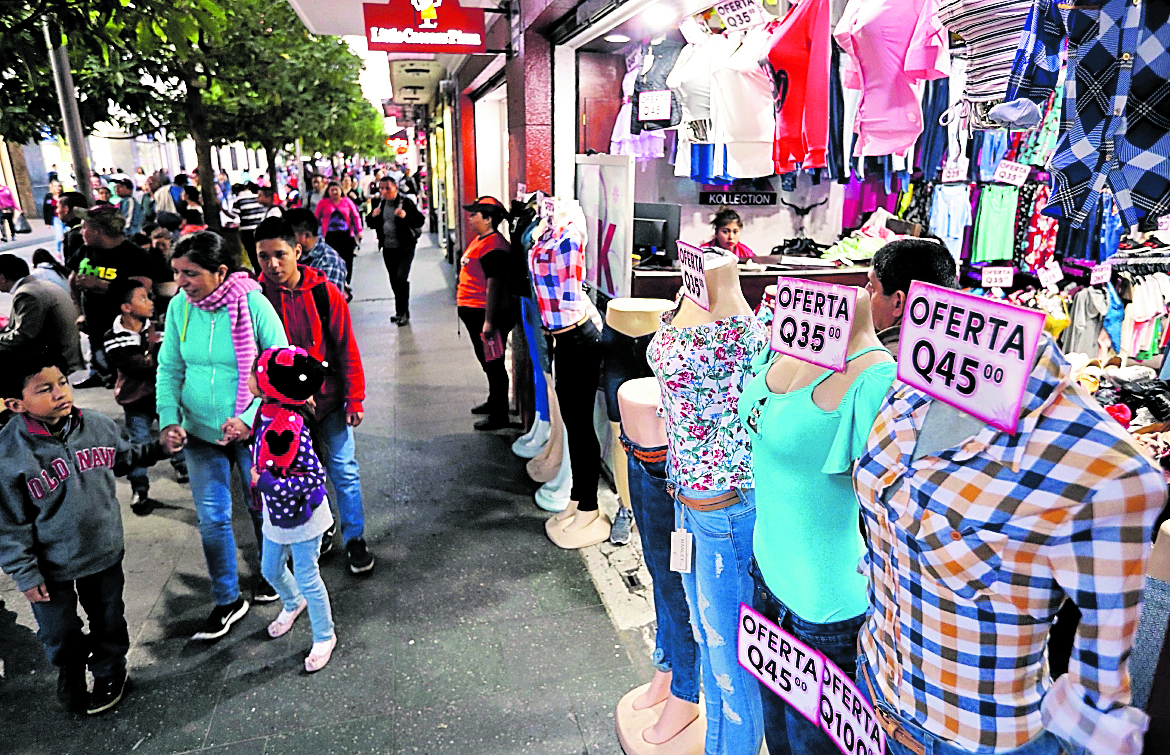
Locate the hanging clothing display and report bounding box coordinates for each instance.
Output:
[630,39,685,134]
[971,184,1019,263]
[1005,0,1170,228]
[611,69,666,161]
[929,182,973,261]
[710,27,778,179]
[936,0,1033,105]
[766,0,832,174]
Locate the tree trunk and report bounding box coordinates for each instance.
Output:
[263,141,279,198]
[183,61,222,231]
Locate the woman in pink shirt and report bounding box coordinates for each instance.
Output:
[314,182,363,281]
[705,208,754,260]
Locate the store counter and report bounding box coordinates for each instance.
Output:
[631,259,870,309]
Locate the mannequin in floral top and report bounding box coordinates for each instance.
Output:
[647,251,767,755]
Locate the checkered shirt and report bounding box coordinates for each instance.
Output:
[528,226,587,331]
[301,237,348,293]
[1006,0,1170,229]
[853,338,1163,755]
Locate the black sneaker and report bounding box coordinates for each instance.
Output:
[87,670,127,715]
[396,313,410,327]
[57,665,88,714]
[319,525,336,558]
[191,597,249,640]
[474,415,511,431]
[470,401,492,415]
[346,538,375,574]
[131,491,151,516]
[252,578,279,604]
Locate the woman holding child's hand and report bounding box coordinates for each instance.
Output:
[155,231,288,641]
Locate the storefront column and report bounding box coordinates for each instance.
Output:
[506,26,552,197]
[458,92,478,248]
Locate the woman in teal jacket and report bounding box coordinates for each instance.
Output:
[157,232,288,641]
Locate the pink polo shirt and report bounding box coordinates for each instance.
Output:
[833,0,948,157]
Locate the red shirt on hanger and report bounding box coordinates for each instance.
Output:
[766,0,831,174]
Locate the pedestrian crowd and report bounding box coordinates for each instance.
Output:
[0,159,424,717]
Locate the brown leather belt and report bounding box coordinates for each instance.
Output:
[666,483,740,512]
[545,315,588,336]
[860,663,926,755]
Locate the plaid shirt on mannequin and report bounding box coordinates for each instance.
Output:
[528,227,587,331]
[853,338,1164,755]
[1006,0,1170,229]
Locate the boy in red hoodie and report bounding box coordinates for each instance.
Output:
[252,218,373,575]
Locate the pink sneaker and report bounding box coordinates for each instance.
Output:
[267,601,306,638]
[305,635,337,672]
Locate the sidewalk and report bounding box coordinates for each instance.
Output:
[0,217,56,256]
[0,234,649,755]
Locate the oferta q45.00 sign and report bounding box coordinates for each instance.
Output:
[364,0,486,54]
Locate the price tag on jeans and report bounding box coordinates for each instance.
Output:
[1091,261,1113,285]
[676,241,710,310]
[897,281,1047,434]
[770,278,857,372]
[993,159,1031,186]
[738,604,823,724]
[981,266,1014,289]
[669,529,693,573]
[714,0,766,31]
[819,661,887,755]
[941,156,969,184]
[638,90,673,122]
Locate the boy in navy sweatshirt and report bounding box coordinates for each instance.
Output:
[0,352,166,715]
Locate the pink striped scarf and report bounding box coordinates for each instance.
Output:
[190,271,262,417]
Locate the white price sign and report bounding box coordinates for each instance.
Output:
[676,241,710,310]
[1159,215,1170,231]
[739,605,823,724]
[770,278,856,372]
[897,282,1046,434]
[1037,258,1064,291]
[941,156,969,184]
[981,266,1014,288]
[739,604,887,755]
[1091,261,1113,285]
[515,182,526,201]
[638,90,672,122]
[714,0,766,31]
[993,159,1030,186]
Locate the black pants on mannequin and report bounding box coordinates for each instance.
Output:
[325,231,357,284]
[458,306,513,419]
[382,244,416,320]
[549,319,604,512]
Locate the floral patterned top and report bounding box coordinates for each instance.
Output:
[647,311,769,491]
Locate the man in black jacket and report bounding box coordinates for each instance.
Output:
[366,175,425,326]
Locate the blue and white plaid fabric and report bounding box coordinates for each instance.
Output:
[1006,0,1170,229]
[300,237,348,293]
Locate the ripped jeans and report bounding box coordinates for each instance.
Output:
[673,482,764,755]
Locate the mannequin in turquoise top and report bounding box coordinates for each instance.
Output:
[737,288,896,755]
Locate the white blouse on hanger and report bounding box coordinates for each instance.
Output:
[710,27,777,179]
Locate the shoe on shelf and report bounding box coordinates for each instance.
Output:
[72,375,108,390]
[319,525,336,558]
[396,313,410,327]
[470,401,492,415]
[87,670,127,715]
[130,491,151,516]
[267,600,307,638]
[192,597,249,640]
[609,506,634,546]
[253,578,279,604]
[474,415,511,431]
[346,538,375,574]
[57,665,88,714]
[305,635,337,672]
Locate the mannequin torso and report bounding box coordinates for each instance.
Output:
[618,378,667,448]
[670,253,752,328]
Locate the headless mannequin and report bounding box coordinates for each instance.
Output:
[619,378,703,749]
[1152,521,1170,583]
[764,288,890,409]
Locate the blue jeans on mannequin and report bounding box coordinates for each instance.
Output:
[317,408,365,543]
[673,482,764,755]
[261,534,334,643]
[625,438,699,704]
[185,437,264,606]
[750,558,864,755]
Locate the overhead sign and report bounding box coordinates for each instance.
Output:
[770,278,856,372]
[699,192,777,206]
[897,282,1046,434]
[676,241,710,311]
[364,0,486,54]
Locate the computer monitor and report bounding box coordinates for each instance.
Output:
[633,202,681,264]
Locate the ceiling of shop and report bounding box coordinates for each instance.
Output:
[389,59,447,104]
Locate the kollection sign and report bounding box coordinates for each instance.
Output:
[699,191,777,206]
[770,278,856,372]
[739,605,886,755]
[364,0,485,54]
[897,282,1046,434]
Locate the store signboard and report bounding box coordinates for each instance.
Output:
[699,192,777,206]
[677,241,710,310]
[897,282,1046,434]
[713,0,767,31]
[739,604,886,755]
[770,278,856,372]
[364,0,486,54]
